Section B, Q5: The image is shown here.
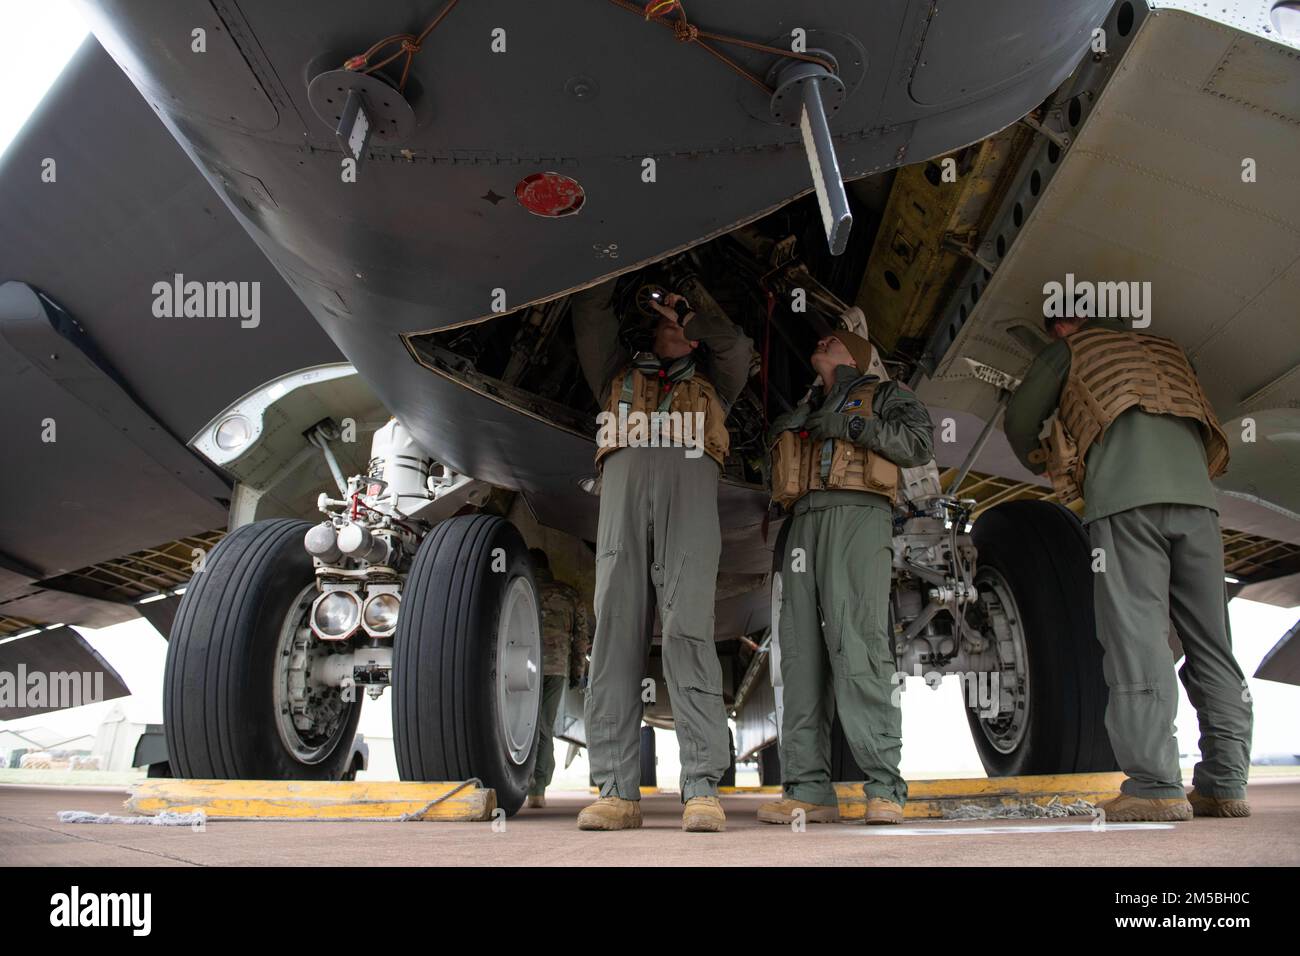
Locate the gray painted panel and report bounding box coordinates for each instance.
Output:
[0,282,229,575]
[911,0,1105,107]
[0,626,131,719]
[0,39,342,442]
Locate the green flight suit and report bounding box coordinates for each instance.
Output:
[529,569,591,796]
[571,277,753,801]
[1005,317,1252,800]
[769,365,935,807]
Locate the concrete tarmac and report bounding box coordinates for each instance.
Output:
[2,781,1297,866]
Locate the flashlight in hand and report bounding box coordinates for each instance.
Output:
[650,288,692,325]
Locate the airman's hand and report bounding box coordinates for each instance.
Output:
[765,406,811,446]
[806,405,853,441]
[649,292,694,329]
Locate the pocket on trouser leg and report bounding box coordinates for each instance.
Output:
[593,546,623,596]
[776,583,802,664]
[664,632,728,784]
[660,551,717,644]
[680,687,728,792]
[834,601,894,681]
[591,547,626,650]
[664,633,724,696]
[1108,681,1179,791]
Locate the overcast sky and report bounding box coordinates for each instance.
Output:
[0,0,87,162]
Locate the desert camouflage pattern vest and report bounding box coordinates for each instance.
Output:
[595,362,729,469]
[768,380,900,509]
[1032,327,1229,503]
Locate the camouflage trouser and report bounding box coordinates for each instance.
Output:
[776,500,905,807]
[585,446,730,802]
[1090,503,1253,799]
[528,675,567,796]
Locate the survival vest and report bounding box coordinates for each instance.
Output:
[768,379,900,509]
[1030,327,1229,503]
[595,357,729,469]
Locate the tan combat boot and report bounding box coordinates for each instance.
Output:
[682,796,726,832]
[576,796,643,830]
[1187,788,1250,818]
[525,793,546,809]
[756,798,839,825]
[1098,793,1193,822]
[864,797,904,825]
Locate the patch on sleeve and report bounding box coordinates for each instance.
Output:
[843,399,863,409]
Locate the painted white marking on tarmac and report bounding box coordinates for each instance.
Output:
[852,822,1174,836]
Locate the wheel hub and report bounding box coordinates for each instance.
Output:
[496,576,542,766]
[275,585,354,764]
[971,567,1031,755]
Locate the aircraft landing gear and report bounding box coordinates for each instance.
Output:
[965,500,1118,776]
[164,519,362,780]
[392,514,543,816]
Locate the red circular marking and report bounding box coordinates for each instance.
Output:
[798,430,809,439]
[515,171,585,217]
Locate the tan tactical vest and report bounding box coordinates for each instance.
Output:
[595,365,729,469]
[1031,327,1229,503]
[768,381,900,509]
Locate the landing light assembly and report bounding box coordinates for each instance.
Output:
[311,589,363,641]
[362,591,401,637]
[213,414,253,452]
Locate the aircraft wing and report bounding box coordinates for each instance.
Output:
[904,5,1300,610]
[0,627,130,719]
[0,37,343,638]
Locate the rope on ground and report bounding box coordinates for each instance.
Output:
[55,778,486,825]
[58,810,205,826]
[941,797,1098,820]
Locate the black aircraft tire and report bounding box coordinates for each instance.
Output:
[965,500,1118,776]
[639,725,657,788]
[720,730,738,787]
[164,518,361,780]
[829,713,866,783]
[393,514,542,816]
[758,744,782,787]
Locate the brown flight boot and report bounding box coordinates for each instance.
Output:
[576,796,642,830]
[864,797,904,825]
[1098,793,1193,822]
[525,793,546,809]
[756,798,840,825]
[682,796,726,832]
[1187,789,1251,818]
